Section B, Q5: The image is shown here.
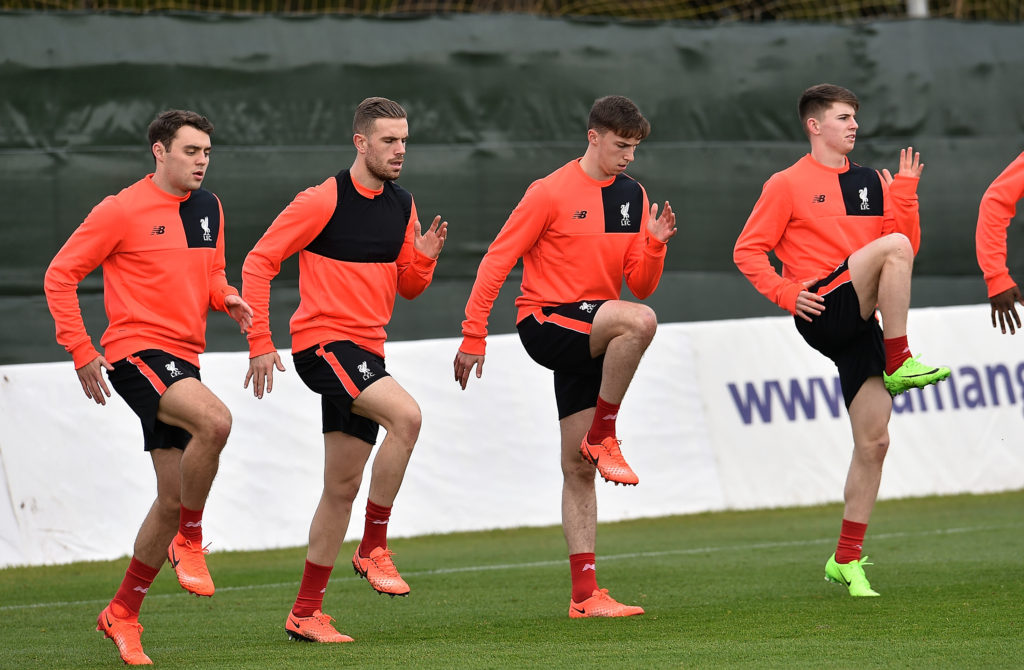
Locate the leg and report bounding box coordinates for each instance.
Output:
[350,376,422,507]
[589,300,658,403]
[848,233,913,337]
[560,409,598,556]
[843,377,892,523]
[306,431,372,566]
[157,378,232,510]
[134,449,184,566]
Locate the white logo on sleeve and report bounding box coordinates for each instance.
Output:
[858,187,870,211]
[200,216,212,242]
[358,361,374,380]
[165,362,183,378]
[620,202,631,226]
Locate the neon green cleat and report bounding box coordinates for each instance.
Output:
[883,355,951,396]
[825,553,880,597]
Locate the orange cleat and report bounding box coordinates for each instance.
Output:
[580,434,639,486]
[285,609,354,643]
[96,604,153,665]
[569,589,645,618]
[168,532,214,597]
[351,546,410,597]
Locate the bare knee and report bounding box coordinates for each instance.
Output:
[883,233,913,261]
[857,432,890,466]
[633,305,658,343]
[323,471,363,506]
[389,402,422,445]
[196,407,232,449]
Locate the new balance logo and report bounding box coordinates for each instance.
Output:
[200,216,212,242]
[581,563,596,572]
[601,413,618,420]
[151,225,166,235]
[370,520,389,525]
[579,302,596,313]
[184,521,202,528]
[133,586,149,594]
[811,194,826,203]
[619,202,631,227]
[571,210,588,219]
[358,361,374,380]
[165,362,183,378]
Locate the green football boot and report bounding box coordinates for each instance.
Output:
[825,553,880,597]
[883,354,951,396]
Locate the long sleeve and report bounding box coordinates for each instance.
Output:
[396,199,438,300]
[622,190,668,299]
[208,196,240,312]
[459,181,550,355]
[733,173,803,314]
[885,174,921,255]
[976,151,1024,298]
[43,197,123,368]
[242,185,334,357]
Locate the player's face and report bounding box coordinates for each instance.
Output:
[815,102,858,156]
[362,117,409,183]
[591,129,640,179]
[153,125,211,196]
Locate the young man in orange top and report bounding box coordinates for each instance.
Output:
[454,95,676,618]
[44,110,253,665]
[242,97,447,643]
[734,83,950,597]
[975,151,1024,333]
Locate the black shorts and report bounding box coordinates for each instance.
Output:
[107,349,198,451]
[795,260,884,408]
[292,341,390,446]
[516,300,607,420]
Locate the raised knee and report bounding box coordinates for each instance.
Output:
[199,409,232,448]
[633,305,658,342]
[885,233,913,258]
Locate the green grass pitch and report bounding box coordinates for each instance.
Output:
[2,490,1022,669]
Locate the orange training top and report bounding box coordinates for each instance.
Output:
[44,174,239,368]
[733,154,920,314]
[242,169,436,359]
[975,151,1024,298]
[460,158,667,355]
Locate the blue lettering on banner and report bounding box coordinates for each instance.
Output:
[727,363,1024,425]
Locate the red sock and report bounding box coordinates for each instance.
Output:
[178,504,204,543]
[569,552,598,603]
[292,560,333,617]
[358,500,392,557]
[835,519,868,563]
[111,556,160,617]
[884,335,911,375]
[588,397,620,443]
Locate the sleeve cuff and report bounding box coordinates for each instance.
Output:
[459,335,486,356]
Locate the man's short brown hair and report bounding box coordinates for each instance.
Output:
[353,97,407,137]
[588,95,651,141]
[147,110,213,150]
[798,83,860,129]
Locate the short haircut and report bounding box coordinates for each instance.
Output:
[147,110,214,150]
[588,95,650,141]
[353,97,407,137]
[798,83,860,128]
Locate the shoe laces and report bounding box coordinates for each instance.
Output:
[312,610,336,626]
[370,549,400,577]
[182,538,211,555]
[602,438,624,459]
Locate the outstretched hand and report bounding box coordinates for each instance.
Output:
[453,350,484,390]
[244,351,286,399]
[648,201,677,243]
[414,215,448,259]
[76,355,114,405]
[225,294,254,333]
[881,146,924,185]
[990,286,1024,334]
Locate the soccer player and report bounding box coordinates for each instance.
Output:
[733,83,951,597]
[44,110,252,665]
[975,150,1024,333]
[453,95,676,618]
[242,97,447,643]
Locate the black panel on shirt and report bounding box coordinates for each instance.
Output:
[179,189,221,248]
[305,170,413,263]
[601,174,644,234]
[838,163,884,217]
